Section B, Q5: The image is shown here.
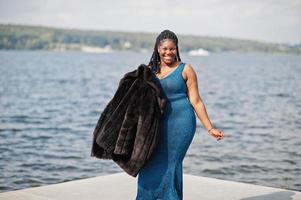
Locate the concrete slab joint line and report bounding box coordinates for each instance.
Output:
[0,173,300,200]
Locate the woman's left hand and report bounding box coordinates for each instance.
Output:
[208,128,225,141]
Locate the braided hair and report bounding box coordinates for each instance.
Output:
[148,30,181,73]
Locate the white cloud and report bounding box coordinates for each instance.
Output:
[0,0,300,44]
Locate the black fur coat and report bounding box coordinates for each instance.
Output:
[90,64,166,177]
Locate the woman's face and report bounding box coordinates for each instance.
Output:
[157,39,177,65]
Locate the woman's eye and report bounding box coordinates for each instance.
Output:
[162,48,175,51]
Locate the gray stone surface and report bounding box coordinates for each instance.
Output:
[0,173,300,200]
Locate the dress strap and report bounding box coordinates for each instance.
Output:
[179,62,185,71]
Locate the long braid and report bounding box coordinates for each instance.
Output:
[148,30,181,73]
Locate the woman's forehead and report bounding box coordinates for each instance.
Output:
[158,39,176,46]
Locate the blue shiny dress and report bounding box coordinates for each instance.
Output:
[135,62,196,200]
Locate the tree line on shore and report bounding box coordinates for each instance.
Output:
[0,24,300,54]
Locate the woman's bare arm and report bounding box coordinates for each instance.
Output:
[183,64,224,140]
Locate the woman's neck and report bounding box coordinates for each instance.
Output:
[159,61,180,68]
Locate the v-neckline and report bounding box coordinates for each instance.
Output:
[155,62,182,81]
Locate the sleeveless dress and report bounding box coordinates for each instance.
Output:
[135,62,196,200]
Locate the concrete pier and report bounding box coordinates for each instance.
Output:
[0,172,300,200]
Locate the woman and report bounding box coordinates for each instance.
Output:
[135,30,225,200]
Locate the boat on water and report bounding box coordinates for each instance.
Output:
[188,48,210,56]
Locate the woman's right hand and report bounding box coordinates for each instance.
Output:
[208,128,225,141]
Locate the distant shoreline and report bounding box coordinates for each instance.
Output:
[1,23,300,54]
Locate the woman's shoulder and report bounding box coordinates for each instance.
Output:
[182,62,197,80]
[182,62,192,67]
[182,62,196,73]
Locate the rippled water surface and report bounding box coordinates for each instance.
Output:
[0,50,300,192]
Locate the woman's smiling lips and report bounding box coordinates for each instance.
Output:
[164,56,174,60]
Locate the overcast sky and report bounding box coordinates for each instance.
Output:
[0,0,300,44]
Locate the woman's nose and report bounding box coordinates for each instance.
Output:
[166,50,173,54]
